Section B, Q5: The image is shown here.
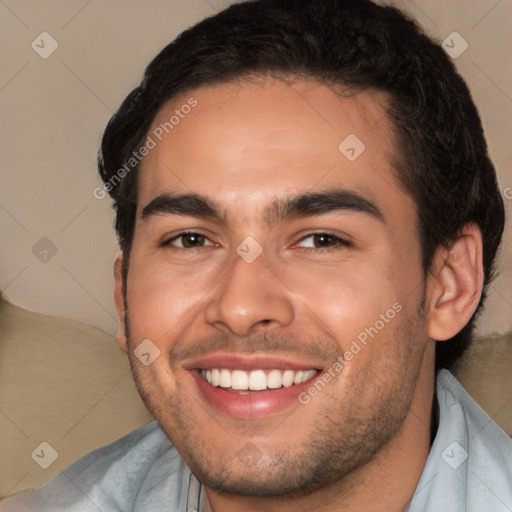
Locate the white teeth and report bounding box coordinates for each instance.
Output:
[248,370,267,390]
[231,370,249,390]
[219,369,231,388]
[282,370,295,388]
[202,368,318,391]
[267,369,283,389]
[303,370,318,382]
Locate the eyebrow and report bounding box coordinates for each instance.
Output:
[141,193,227,223]
[264,189,385,225]
[140,189,385,225]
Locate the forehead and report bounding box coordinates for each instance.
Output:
[137,79,409,221]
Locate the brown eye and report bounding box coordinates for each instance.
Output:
[165,232,213,248]
[297,232,349,249]
[312,234,338,248]
[181,233,205,248]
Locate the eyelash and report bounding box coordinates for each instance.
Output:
[162,231,215,250]
[295,231,351,252]
[161,231,351,252]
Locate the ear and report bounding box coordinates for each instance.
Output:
[427,223,484,341]
[113,253,128,352]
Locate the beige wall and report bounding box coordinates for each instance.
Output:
[1,0,510,336]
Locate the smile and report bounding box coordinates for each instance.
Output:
[200,368,319,392]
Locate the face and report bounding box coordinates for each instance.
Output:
[117,80,433,497]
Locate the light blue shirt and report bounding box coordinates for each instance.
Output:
[2,370,511,511]
[407,371,512,511]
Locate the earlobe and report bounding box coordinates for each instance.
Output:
[428,224,484,341]
[113,254,129,352]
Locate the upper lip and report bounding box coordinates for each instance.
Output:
[183,352,324,372]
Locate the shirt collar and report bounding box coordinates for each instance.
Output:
[186,473,212,512]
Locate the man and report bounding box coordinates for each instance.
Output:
[2,0,510,510]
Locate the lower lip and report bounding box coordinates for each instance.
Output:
[191,371,317,419]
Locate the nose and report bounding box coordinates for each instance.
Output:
[204,249,294,336]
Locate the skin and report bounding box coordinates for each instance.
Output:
[114,79,483,511]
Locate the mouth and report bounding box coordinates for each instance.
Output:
[199,368,318,392]
[186,354,323,419]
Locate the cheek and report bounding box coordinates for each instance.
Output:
[124,236,423,354]
[277,257,401,330]
[125,255,216,343]
[274,252,424,369]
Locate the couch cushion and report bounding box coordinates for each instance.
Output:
[455,332,512,436]
[0,299,152,498]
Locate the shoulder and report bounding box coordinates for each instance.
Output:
[409,371,512,512]
[0,421,191,512]
[437,369,512,461]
